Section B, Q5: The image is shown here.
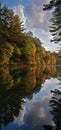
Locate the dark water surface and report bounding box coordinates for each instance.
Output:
[0,65,61,130]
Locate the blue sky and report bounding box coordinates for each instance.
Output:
[1,0,60,52]
[1,0,30,8]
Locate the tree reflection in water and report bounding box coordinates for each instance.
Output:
[0,66,61,129]
[43,78,61,130]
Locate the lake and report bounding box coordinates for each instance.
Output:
[0,65,61,130]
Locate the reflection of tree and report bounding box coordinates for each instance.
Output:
[43,125,54,130]
[43,78,61,130]
[0,67,37,128]
[0,67,14,90]
[57,66,61,77]
[57,77,61,88]
[0,92,25,126]
[0,65,58,128]
[50,89,61,129]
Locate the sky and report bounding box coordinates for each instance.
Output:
[1,0,60,52]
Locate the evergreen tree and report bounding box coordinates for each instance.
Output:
[43,0,61,43]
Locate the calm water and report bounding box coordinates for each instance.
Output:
[0,65,61,130]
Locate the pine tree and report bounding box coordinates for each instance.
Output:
[43,0,61,43]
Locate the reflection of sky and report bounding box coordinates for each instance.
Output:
[2,77,60,130]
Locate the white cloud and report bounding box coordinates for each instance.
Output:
[13,5,26,25]
[39,107,46,118]
[13,0,60,52]
[13,0,51,38]
[24,0,51,33]
[42,42,60,52]
[41,78,60,92]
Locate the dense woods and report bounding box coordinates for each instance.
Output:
[0,3,57,66]
[0,1,61,130]
[0,2,61,130]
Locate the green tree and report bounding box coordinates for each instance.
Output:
[21,36,36,65]
[43,0,61,43]
[0,3,24,43]
[8,14,24,43]
[0,42,14,65]
[0,4,10,42]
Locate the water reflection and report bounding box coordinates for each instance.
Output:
[43,80,61,130]
[0,66,61,130]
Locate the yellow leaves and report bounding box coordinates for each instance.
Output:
[0,42,14,65]
[0,67,14,89]
[1,42,14,57]
[0,3,57,66]
[30,43,36,65]
[14,46,21,56]
[16,48,21,55]
[31,43,36,53]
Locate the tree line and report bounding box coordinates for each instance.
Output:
[0,3,57,66]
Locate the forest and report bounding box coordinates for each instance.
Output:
[0,3,57,66]
[0,1,61,130]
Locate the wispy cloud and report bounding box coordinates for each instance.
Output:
[25,0,51,34]
[13,0,60,52]
[13,0,51,33]
[13,5,26,25]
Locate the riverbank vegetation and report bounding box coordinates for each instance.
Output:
[0,3,57,66]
